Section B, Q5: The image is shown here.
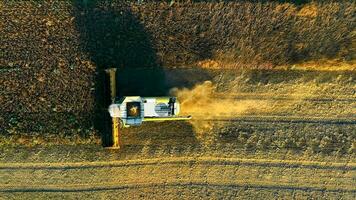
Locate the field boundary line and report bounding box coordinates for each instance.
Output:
[1,179,355,193]
[198,115,356,124]
[216,93,356,102]
[0,156,355,170]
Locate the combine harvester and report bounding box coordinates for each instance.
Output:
[105,68,191,149]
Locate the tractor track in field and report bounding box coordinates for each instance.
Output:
[216,94,356,103]
[0,157,355,170]
[196,115,356,125]
[1,157,355,193]
[1,181,355,193]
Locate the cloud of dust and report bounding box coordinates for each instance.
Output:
[170,81,272,139]
[170,80,320,140]
[170,81,271,119]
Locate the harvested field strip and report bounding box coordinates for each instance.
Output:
[217,94,356,102]
[201,116,356,125]
[0,157,355,170]
[1,157,355,193]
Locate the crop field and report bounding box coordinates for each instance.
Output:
[1,0,355,199]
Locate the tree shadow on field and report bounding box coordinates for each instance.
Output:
[74,1,167,146]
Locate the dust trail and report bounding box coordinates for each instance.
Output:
[170,81,272,140]
[170,80,320,141]
[170,81,272,119]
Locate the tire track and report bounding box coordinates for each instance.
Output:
[217,94,356,103]
[1,157,355,193]
[1,181,355,193]
[198,115,356,125]
[0,157,355,170]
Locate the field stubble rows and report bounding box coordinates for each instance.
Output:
[0,156,355,193]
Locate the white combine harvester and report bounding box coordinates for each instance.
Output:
[105,68,191,149]
[109,96,188,127]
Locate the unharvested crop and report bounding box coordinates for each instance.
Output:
[0,0,355,143]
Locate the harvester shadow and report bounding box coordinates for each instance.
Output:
[74,2,196,147]
[119,121,200,157]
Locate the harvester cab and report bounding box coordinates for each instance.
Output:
[108,96,189,128]
[105,68,191,149]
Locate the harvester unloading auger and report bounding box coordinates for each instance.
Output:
[105,68,191,149]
